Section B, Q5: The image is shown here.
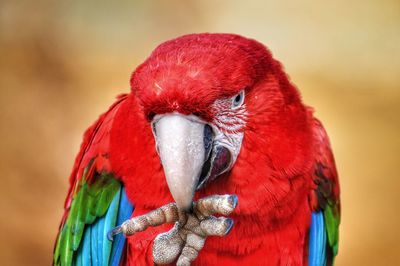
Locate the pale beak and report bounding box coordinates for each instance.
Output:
[153,114,207,211]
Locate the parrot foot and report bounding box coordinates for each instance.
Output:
[108,194,238,265]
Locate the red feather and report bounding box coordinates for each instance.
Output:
[59,94,127,228]
[309,119,340,210]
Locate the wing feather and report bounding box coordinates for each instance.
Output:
[54,95,135,265]
[102,188,120,264]
[308,211,327,266]
[110,187,135,266]
[308,119,340,266]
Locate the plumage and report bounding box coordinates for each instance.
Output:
[54,96,134,265]
[53,171,130,265]
[310,119,341,264]
[75,219,91,266]
[54,33,340,265]
[110,188,135,266]
[308,211,327,266]
[90,220,99,265]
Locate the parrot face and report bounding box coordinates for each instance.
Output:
[151,90,246,210]
[129,33,312,214]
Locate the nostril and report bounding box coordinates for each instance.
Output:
[192,111,202,117]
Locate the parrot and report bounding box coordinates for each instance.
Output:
[53,33,340,266]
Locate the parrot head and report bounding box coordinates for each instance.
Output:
[130,33,311,211]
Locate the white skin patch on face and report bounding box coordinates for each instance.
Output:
[210,95,247,166]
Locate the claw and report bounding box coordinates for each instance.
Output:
[228,195,238,209]
[107,225,123,241]
[200,216,234,236]
[224,218,234,235]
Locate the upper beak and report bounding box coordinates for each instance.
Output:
[153,114,208,211]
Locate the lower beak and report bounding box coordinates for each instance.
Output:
[153,114,207,211]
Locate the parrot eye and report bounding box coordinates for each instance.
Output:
[231,90,245,109]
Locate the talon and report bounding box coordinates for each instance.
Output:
[107,225,123,241]
[228,195,238,209]
[200,216,235,236]
[224,218,234,235]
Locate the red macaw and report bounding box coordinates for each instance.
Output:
[54,33,340,266]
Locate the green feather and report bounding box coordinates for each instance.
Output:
[71,185,87,251]
[95,173,120,216]
[324,203,340,256]
[54,170,121,266]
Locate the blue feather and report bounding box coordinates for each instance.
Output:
[308,211,327,266]
[110,187,135,266]
[96,208,106,264]
[91,220,99,266]
[72,185,135,265]
[316,212,322,264]
[75,223,91,266]
[102,188,121,264]
[76,242,83,266]
[321,216,328,265]
[83,227,92,266]
[309,212,318,266]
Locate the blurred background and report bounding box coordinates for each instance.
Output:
[0,0,399,265]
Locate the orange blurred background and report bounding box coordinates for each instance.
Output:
[1,1,399,265]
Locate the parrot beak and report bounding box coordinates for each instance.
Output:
[153,113,232,211]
